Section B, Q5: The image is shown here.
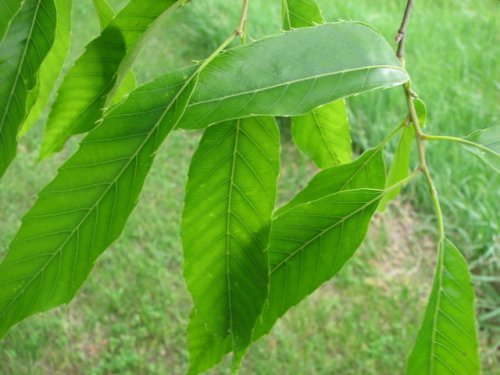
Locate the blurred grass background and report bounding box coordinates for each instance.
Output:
[0,0,498,373]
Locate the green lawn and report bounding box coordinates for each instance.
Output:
[0,0,498,374]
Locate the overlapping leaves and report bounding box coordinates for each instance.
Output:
[0,22,408,342]
[284,0,352,169]
[20,0,73,136]
[40,0,180,158]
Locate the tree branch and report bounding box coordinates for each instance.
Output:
[396,0,415,62]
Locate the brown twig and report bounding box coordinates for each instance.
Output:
[396,0,415,63]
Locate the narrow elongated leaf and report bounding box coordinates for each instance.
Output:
[252,151,386,337]
[182,117,280,368]
[378,124,415,211]
[406,239,480,375]
[0,0,57,178]
[462,125,500,173]
[292,100,352,168]
[282,0,324,30]
[40,0,180,158]
[255,187,386,338]
[0,69,196,339]
[177,22,409,129]
[0,0,23,43]
[20,0,73,136]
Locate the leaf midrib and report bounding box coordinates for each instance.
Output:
[188,65,405,108]
[429,240,445,375]
[225,119,240,346]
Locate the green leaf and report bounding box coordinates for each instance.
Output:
[182,117,280,368]
[291,100,352,168]
[40,0,180,158]
[91,0,137,106]
[406,239,480,375]
[177,22,409,129]
[0,0,23,43]
[111,69,137,105]
[277,147,385,215]
[0,68,197,339]
[0,0,57,179]
[255,187,386,338]
[20,0,73,136]
[414,97,427,127]
[92,0,115,28]
[282,0,324,30]
[253,149,386,337]
[283,2,352,170]
[378,124,415,211]
[187,309,231,375]
[462,125,500,173]
[184,148,386,372]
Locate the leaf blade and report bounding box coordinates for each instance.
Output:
[40,0,179,158]
[292,100,352,168]
[378,124,415,210]
[277,147,385,216]
[0,0,57,178]
[282,0,324,30]
[176,22,409,129]
[462,125,500,173]
[406,239,480,375]
[182,116,280,367]
[0,0,24,43]
[20,0,73,136]
[255,186,385,338]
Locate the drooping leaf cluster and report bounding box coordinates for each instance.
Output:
[0,0,491,373]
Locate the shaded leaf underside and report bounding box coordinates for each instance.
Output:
[183,117,280,367]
